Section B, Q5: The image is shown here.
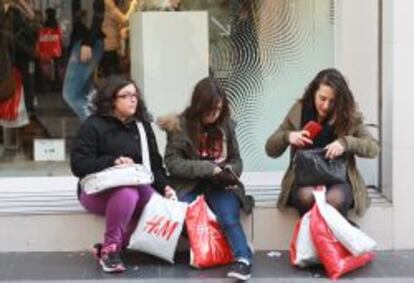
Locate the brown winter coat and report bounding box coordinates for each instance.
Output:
[159,114,242,196]
[265,101,380,216]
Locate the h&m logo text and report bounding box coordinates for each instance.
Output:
[144,215,179,241]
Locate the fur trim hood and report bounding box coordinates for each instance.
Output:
[157,114,182,133]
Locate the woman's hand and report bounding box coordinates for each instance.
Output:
[120,27,129,40]
[213,166,222,175]
[164,185,177,200]
[114,156,134,166]
[169,0,181,9]
[130,0,139,11]
[324,140,345,159]
[288,130,313,148]
[80,45,92,63]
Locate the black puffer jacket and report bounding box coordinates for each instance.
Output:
[70,0,105,48]
[70,115,169,194]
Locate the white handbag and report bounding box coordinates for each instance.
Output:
[80,122,154,195]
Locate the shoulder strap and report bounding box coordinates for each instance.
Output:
[136,122,151,170]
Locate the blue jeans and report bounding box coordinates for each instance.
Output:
[180,185,253,263]
[63,40,104,121]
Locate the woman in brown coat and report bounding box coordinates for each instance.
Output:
[159,77,253,281]
[265,68,380,218]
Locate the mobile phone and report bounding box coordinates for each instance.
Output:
[223,167,243,187]
[303,121,322,140]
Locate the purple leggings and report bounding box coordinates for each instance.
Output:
[79,185,155,249]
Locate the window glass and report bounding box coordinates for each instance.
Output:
[188,0,335,171]
[0,0,334,176]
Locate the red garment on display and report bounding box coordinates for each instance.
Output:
[36,27,62,60]
[0,69,22,121]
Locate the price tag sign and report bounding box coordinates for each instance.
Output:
[34,139,65,161]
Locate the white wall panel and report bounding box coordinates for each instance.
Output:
[130,12,209,152]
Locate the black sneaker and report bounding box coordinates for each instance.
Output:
[227,260,252,281]
[99,244,126,273]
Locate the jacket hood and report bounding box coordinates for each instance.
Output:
[157,114,182,133]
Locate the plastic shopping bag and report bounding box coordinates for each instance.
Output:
[289,211,319,267]
[128,193,188,263]
[313,188,376,256]
[186,195,234,268]
[310,191,375,280]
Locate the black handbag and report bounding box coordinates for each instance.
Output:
[294,148,347,186]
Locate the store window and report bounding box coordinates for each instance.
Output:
[0,0,343,179]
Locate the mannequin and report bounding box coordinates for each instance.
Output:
[99,0,138,77]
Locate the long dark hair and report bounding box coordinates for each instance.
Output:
[184,77,230,145]
[300,68,359,136]
[90,75,152,122]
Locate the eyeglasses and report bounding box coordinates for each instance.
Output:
[116,92,139,100]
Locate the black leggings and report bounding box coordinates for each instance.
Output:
[289,182,354,216]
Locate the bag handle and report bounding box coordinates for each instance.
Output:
[136,122,151,171]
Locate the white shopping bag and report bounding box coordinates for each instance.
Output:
[128,193,188,263]
[313,187,377,256]
[290,211,320,267]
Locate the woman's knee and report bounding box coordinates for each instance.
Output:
[292,186,315,211]
[110,187,140,205]
[326,185,352,214]
[217,211,240,230]
[212,200,241,228]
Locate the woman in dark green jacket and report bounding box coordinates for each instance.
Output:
[265,68,380,218]
[159,77,253,281]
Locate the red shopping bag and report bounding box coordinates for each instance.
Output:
[0,69,23,121]
[310,201,374,279]
[36,27,62,60]
[185,195,234,268]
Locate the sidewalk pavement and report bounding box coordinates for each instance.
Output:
[1,250,414,282]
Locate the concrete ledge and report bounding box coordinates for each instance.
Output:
[0,177,393,251]
[0,203,393,252]
[0,212,252,252]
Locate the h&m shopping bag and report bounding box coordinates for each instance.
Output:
[128,193,187,263]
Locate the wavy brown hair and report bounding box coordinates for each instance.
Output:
[300,68,360,136]
[184,77,230,145]
[90,75,152,122]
